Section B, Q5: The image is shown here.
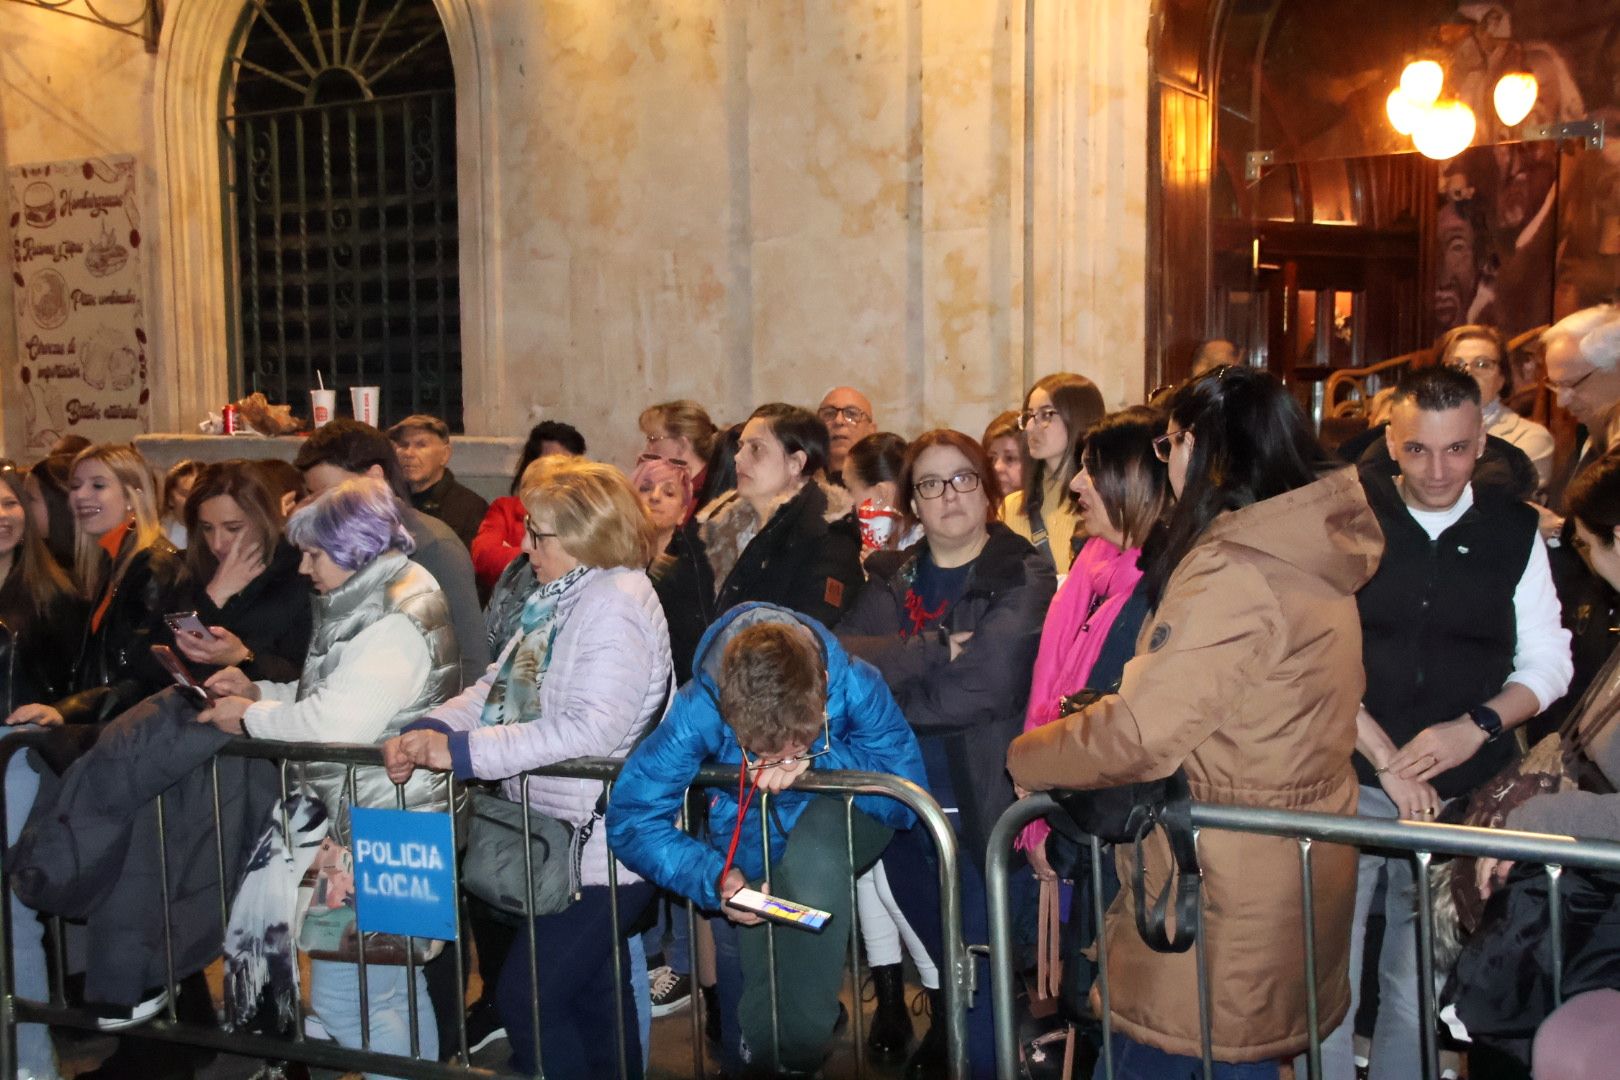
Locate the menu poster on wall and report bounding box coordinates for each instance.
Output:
[7,155,149,450]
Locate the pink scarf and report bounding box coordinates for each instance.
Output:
[1018,535,1143,851]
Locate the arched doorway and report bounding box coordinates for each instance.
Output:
[221,0,463,429]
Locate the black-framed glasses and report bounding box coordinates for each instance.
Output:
[913,471,982,499]
[743,713,833,772]
[1152,430,1189,463]
[817,406,871,426]
[1018,406,1060,430]
[1446,356,1499,375]
[523,514,557,547]
[1548,369,1596,395]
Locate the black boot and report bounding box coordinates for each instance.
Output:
[702,982,721,1053]
[865,964,912,1064]
[903,989,946,1080]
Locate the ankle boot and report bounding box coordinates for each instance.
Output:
[864,964,912,1063]
[903,988,946,1080]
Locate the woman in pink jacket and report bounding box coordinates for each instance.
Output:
[1019,408,1170,876]
[386,457,673,1080]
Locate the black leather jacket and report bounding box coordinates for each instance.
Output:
[0,565,86,716]
[56,535,190,726]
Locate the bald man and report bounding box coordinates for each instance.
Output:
[817,386,878,483]
[1191,339,1240,378]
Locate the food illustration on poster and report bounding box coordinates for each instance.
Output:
[8,155,149,448]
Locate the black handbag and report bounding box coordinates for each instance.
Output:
[1051,764,1199,955]
[1448,861,1620,1062]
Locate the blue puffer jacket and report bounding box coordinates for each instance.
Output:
[606,602,928,910]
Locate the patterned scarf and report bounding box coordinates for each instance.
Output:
[479,564,590,727]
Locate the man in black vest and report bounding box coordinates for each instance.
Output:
[1322,366,1572,1080]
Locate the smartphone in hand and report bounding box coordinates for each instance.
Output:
[725,888,832,932]
[164,611,217,641]
[150,644,213,709]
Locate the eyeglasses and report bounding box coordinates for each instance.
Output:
[1547,369,1596,395]
[1446,357,1499,375]
[636,452,692,472]
[1152,430,1190,463]
[523,514,557,547]
[1018,407,1061,430]
[913,471,982,499]
[817,406,871,426]
[743,713,833,772]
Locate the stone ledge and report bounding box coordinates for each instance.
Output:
[134,433,524,502]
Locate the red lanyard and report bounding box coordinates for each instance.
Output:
[718,758,763,895]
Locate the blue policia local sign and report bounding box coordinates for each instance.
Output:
[350,807,458,942]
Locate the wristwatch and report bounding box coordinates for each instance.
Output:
[1468,704,1504,743]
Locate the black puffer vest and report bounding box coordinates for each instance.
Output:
[1356,471,1537,799]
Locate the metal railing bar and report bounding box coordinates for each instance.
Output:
[345,765,372,1051]
[986,793,1047,1080]
[13,1001,516,1079]
[844,794,867,1079]
[520,775,543,1074]
[1548,863,1565,1008]
[394,780,422,1062]
[606,777,630,1080]
[1189,803,1620,871]
[446,775,470,1067]
[153,791,180,1023]
[1298,838,1322,1080]
[760,788,781,1074]
[1091,832,1113,1080]
[678,793,706,1079]
[1414,851,1439,1080]
[1193,827,1213,1080]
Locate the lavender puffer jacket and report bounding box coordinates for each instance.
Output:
[411,567,673,886]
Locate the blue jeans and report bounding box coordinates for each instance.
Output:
[308,959,437,1079]
[629,933,650,1073]
[643,893,692,973]
[1319,786,1423,1080]
[1098,1032,1281,1079]
[6,739,54,1076]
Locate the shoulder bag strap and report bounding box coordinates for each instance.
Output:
[1026,501,1054,563]
[1128,770,1200,954]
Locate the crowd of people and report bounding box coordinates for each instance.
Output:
[2,306,1620,1080]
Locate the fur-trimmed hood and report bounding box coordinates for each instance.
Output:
[696,478,853,596]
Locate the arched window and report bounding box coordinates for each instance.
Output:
[222,0,462,429]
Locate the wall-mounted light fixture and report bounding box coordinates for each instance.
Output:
[1385,58,1537,160]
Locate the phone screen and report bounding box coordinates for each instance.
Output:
[149,644,212,707]
[726,887,831,932]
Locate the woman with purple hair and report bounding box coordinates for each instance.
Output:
[199,476,460,1073]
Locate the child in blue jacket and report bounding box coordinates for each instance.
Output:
[607,602,928,1075]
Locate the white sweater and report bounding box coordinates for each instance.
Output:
[243,613,430,744]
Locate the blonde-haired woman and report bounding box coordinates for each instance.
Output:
[9,444,188,727]
[639,400,718,512]
[385,458,674,1080]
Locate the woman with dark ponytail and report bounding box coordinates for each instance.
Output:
[1009,367,1385,1077]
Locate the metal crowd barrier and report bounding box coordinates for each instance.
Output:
[987,792,1620,1080]
[0,732,969,1080]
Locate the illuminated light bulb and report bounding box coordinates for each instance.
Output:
[1387,88,1422,136]
[1412,99,1477,160]
[1493,71,1538,126]
[1400,60,1445,106]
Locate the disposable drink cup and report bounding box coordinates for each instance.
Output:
[350,386,380,426]
[310,389,336,428]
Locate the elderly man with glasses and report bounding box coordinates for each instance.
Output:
[817,387,879,485]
